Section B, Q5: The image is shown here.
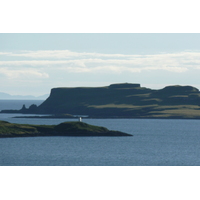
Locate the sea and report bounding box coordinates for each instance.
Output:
[1,100,200,166]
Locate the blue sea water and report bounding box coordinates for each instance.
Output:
[1,100,200,166]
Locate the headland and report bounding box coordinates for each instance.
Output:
[1,83,200,119]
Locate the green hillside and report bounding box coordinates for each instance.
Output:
[0,121,132,137]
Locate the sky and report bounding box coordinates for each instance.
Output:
[1,33,200,96]
[1,0,200,97]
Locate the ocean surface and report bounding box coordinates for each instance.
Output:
[1,100,200,166]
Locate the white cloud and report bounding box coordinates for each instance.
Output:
[0,52,12,56]
[0,67,49,79]
[0,50,200,75]
[2,50,132,59]
[3,49,200,61]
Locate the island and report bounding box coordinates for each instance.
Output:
[0,120,132,138]
[2,83,200,119]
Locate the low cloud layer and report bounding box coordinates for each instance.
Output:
[0,67,49,79]
[0,50,200,80]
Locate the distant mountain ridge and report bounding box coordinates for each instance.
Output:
[0,92,49,100]
[2,83,200,119]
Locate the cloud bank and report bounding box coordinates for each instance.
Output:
[0,50,200,80]
[1,49,200,95]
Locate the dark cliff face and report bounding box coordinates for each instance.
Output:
[109,83,141,89]
[32,83,200,116]
[3,83,200,118]
[36,83,149,115]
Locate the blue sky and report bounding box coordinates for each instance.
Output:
[1,33,200,96]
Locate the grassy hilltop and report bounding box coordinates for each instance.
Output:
[2,83,200,119]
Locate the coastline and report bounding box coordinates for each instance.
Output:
[11,114,200,120]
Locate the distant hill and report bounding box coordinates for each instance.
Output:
[2,83,200,119]
[0,92,49,100]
